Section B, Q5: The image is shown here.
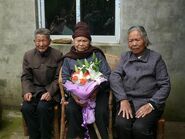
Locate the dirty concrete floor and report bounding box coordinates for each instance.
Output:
[0,109,185,139]
[0,110,28,139]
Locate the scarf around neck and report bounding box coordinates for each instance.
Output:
[63,45,105,60]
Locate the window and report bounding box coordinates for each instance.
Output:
[37,0,120,43]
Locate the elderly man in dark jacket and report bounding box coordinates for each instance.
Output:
[21,28,63,139]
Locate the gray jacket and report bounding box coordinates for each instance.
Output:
[110,48,171,110]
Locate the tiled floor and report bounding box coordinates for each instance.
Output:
[0,109,185,139]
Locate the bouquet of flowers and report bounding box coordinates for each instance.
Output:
[64,53,107,100]
[63,53,107,138]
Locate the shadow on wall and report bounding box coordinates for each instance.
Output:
[164,75,185,121]
[0,99,2,127]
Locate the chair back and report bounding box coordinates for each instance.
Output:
[104,53,119,139]
[105,54,119,70]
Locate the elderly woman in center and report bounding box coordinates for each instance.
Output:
[110,26,171,139]
[62,22,111,139]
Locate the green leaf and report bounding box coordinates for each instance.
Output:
[74,65,78,72]
[95,57,98,63]
[92,52,96,60]
[82,68,86,73]
[77,59,83,67]
[84,59,89,67]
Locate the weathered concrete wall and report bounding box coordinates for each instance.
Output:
[0,0,36,107]
[0,0,185,121]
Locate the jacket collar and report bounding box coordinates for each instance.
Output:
[34,47,51,57]
[129,48,150,62]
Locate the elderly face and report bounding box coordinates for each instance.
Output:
[34,34,51,52]
[73,36,90,52]
[128,30,146,56]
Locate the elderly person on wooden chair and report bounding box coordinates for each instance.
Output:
[62,21,111,139]
[21,28,63,139]
[110,26,171,139]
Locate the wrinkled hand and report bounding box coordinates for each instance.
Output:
[136,103,153,118]
[118,100,133,119]
[71,94,86,107]
[40,92,52,101]
[23,92,32,101]
[61,97,69,105]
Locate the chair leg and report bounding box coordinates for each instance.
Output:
[22,116,29,136]
[108,91,113,139]
[93,122,102,139]
[156,118,165,139]
[21,103,29,136]
[60,102,66,139]
[53,105,60,139]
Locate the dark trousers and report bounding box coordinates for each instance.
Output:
[115,104,163,139]
[21,98,55,139]
[66,91,109,139]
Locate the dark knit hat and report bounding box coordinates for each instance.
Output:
[72,22,91,41]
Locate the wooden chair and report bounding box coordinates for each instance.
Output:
[57,54,121,139]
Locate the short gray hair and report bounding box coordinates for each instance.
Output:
[128,26,151,47]
[34,28,51,39]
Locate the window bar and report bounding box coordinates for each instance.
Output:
[76,0,81,23]
[38,0,45,28]
[115,0,120,41]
